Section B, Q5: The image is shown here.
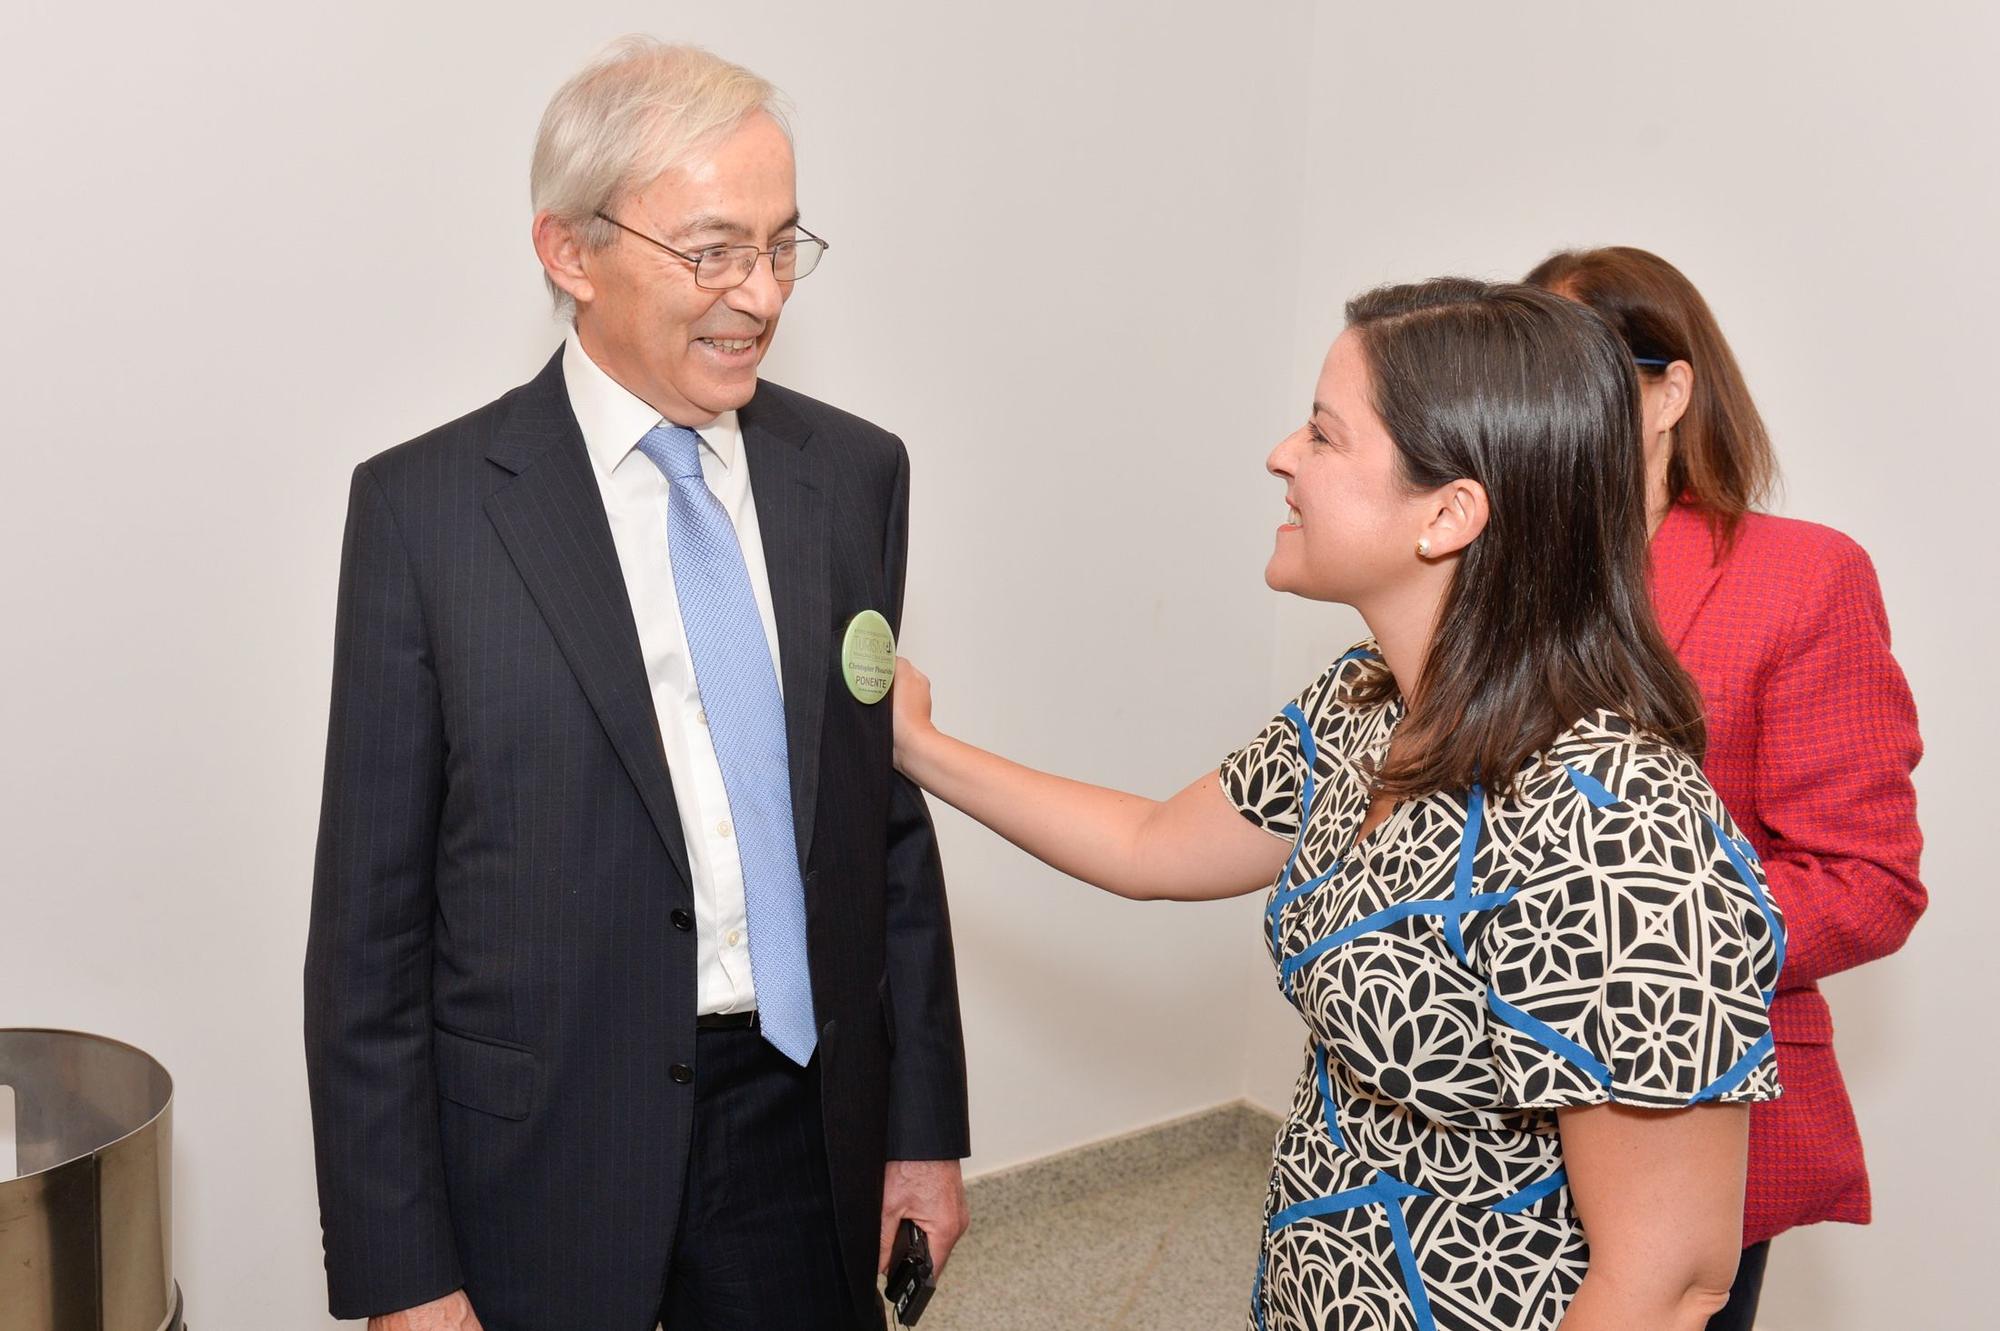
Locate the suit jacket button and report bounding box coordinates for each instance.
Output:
[671,909,693,932]
[670,1063,694,1084]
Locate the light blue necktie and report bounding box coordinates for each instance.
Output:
[637,423,818,1065]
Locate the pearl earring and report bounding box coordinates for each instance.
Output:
[1416,538,1432,558]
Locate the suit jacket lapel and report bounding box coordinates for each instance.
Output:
[741,386,830,868]
[1649,503,1727,651]
[482,351,694,893]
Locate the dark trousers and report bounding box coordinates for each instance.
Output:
[657,1026,862,1331]
[1704,1240,1771,1331]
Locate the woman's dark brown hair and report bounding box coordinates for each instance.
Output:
[1524,246,1777,539]
[1344,278,1707,797]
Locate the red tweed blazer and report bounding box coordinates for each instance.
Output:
[1649,503,1925,1246]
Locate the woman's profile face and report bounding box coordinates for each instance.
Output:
[1263,329,1431,607]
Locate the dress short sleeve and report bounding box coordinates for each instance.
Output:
[1221,645,1379,841]
[1220,705,1310,840]
[1476,742,1785,1110]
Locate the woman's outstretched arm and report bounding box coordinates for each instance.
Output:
[892,658,1289,901]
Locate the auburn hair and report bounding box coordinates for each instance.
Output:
[1525,246,1777,542]
[1341,278,1707,797]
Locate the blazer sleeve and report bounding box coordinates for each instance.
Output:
[1754,533,1925,990]
[878,437,973,1160]
[302,464,464,1317]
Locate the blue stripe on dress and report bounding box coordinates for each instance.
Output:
[1706,814,1786,1001]
[1268,1171,1435,1331]
[1562,763,1621,807]
[1281,887,1522,981]
[1489,1169,1568,1214]
[1485,989,1615,1088]
[1272,704,1320,963]
[1267,865,1337,935]
[1445,784,1486,965]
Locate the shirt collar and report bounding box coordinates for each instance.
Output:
[562,330,741,477]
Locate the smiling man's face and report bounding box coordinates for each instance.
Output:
[573,111,799,425]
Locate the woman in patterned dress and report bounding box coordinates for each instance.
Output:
[892,277,1783,1331]
[1527,247,1925,1331]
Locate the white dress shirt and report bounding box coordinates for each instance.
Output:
[563,331,783,1016]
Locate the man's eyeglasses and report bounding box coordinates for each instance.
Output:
[593,212,829,290]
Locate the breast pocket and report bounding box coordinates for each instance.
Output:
[433,1025,538,1121]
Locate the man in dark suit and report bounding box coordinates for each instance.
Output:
[304,38,970,1331]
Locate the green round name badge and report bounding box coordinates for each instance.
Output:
[841,610,897,704]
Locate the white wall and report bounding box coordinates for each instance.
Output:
[0,2,1988,1328]
[1238,6,1999,1330]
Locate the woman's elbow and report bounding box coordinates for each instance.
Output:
[1585,1236,1741,1325]
[1115,879,1200,902]
[1674,1283,1735,1326]
[1678,1248,1742,1320]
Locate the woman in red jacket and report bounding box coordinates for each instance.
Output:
[1528,246,1926,1330]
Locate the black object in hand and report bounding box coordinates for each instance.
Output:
[884,1219,936,1326]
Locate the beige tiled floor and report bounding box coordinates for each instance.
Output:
[917,1143,1271,1331]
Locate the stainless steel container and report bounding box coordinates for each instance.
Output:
[0,1029,183,1331]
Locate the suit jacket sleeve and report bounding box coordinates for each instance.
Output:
[1756,533,1926,990]
[303,463,464,1317]
[879,437,973,1159]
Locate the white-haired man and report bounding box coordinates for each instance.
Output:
[305,39,969,1331]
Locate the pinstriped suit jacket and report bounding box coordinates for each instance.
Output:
[304,349,969,1330]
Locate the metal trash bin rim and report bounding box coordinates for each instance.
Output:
[1,1028,174,1174]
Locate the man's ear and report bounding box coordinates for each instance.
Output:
[532,212,596,308]
[1419,478,1490,558]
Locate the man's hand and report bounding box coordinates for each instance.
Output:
[368,1290,482,1331]
[879,1158,969,1277]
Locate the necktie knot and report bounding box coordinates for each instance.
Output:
[637,423,704,482]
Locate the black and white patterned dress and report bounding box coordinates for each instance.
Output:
[1223,643,1783,1331]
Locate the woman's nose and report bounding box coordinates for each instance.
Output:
[1267,431,1300,478]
